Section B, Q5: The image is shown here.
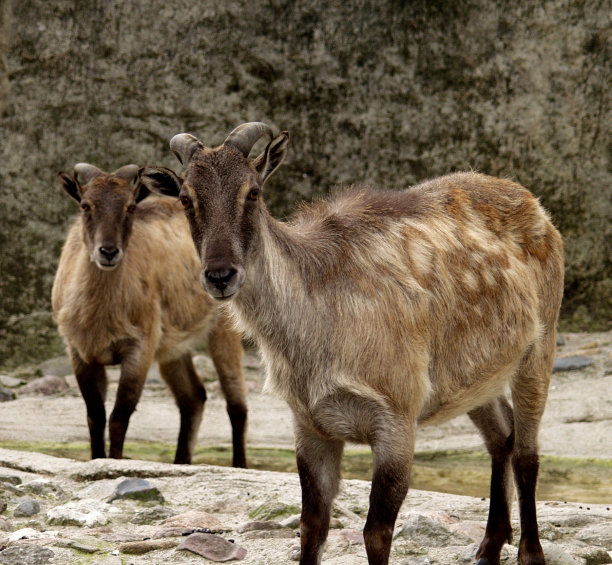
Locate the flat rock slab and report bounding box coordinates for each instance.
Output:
[0,449,610,564]
[154,510,223,538]
[0,544,54,564]
[553,356,594,372]
[118,538,179,555]
[177,532,247,561]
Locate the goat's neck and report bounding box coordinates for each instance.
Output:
[232,209,313,342]
[231,208,339,403]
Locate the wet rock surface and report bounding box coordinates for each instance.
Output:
[0,450,608,564]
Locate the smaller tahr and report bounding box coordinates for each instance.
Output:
[52,163,247,466]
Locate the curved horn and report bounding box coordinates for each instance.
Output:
[73,163,104,185]
[223,122,274,157]
[113,164,139,182]
[169,133,204,165]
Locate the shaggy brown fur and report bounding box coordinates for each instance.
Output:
[52,164,247,466]
[140,123,564,565]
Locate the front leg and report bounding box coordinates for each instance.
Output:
[364,424,415,565]
[304,390,416,565]
[295,419,344,565]
[108,343,152,459]
[71,349,108,459]
[209,313,248,468]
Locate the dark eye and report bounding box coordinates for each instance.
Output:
[180,196,192,210]
[247,189,260,201]
[127,204,136,214]
[80,202,90,212]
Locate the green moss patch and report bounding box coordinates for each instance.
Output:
[1,441,609,503]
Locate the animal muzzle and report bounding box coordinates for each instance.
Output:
[92,245,123,270]
[201,263,245,300]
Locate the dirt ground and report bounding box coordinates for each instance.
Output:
[0,332,611,461]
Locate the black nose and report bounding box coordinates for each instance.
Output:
[205,268,237,291]
[99,246,119,261]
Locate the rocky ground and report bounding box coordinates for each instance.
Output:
[0,331,610,564]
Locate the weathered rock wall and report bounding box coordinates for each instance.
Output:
[1,0,610,367]
[0,0,10,116]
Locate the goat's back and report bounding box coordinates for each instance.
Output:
[255,172,563,421]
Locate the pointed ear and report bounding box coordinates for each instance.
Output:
[58,171,82,203]
[133,181,151,203]
[138,166,183,198]
[253,131,289,183]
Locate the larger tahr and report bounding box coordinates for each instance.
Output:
[140,123,564,565]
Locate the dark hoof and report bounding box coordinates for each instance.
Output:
[475,559,494,565]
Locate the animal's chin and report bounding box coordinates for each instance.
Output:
[95,261,120,271]
[207,287,239,301]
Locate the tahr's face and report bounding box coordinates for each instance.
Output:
[138,125,289,300]
[178,146,263,299]
[59,173,139,270]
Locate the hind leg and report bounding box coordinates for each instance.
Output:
[159,353,207,464]
[468,396,515,565]
[510,342,554,565]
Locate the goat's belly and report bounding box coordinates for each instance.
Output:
[155,320,214,363]
[417,364,517,426]
[71,335,134,366]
